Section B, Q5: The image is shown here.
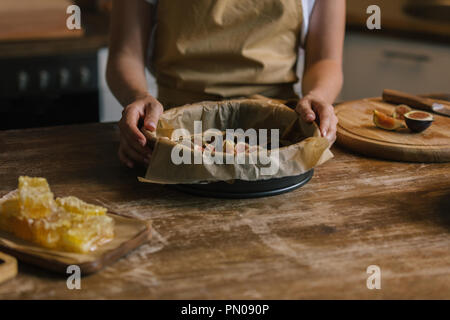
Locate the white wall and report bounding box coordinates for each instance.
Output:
[341,33,450,101]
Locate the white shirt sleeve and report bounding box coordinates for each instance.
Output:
[301,0,316,47]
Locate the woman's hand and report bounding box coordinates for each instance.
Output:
[107,1,158,168]
[298,0,345,146]
[118,94,163,168]
[296,93,338,145]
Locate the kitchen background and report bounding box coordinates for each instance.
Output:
[0,0,449,130]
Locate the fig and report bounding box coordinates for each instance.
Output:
[373,110,405,131]
[392,104,412,120]
[404,111,433,133]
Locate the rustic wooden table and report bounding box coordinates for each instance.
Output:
[0,123,449,299]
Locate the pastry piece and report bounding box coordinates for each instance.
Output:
[222,140,236,154]
[193,144,204,152]
[247,144,265,154]
[235,142,250,154]
[203,143,216,154]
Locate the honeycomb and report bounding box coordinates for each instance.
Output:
[0,177,114,253]
[18,176,55,219]
[56,196,107,216]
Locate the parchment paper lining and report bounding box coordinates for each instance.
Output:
[140,99,333,184]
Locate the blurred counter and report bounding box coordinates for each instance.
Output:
[0,12,109,59]
[346,0,450,44]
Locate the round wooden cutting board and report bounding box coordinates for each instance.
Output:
[335,98,450,162]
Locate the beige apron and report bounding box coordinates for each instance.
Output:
[151,0,303,108]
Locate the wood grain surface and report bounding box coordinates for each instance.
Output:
[336,98,450,162]
[0,123,449,299]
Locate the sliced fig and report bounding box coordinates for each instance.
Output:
[373,110,405,131]
[392,104,412,120]
[404,111,433,133]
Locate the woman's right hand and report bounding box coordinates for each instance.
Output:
[118,94,164,168]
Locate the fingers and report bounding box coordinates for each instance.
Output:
[297,95,338,145]
[318,108,331,138]
[118,138,151,168]
[329,114,338,144]
[296,99,316,122]
[143,100,164,131]
[121,124,151,157]
[316,103,338,144]
[118,96,163,168]
[119,135,150,166]
[121,103,148,148]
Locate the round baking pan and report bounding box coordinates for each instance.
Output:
[172,169,314,199]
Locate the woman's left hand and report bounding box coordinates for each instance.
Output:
[295,93,338,145]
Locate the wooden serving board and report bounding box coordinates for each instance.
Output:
[335,98,450,162]
[0,212,151,275]
[0,252,18,284]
